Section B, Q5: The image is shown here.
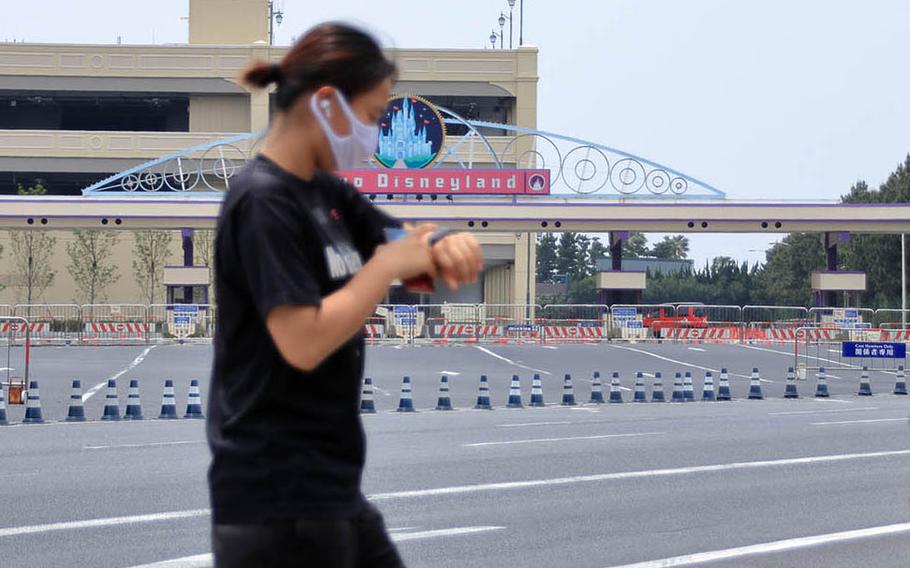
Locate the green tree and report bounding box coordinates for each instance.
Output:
[752,233,825,306]
[8,183,56,304]
[555,232,580,282]
[651,235,690,260]
[132,231,173,305]
[622,232,649,258]
[193,229,216,303]
[588,237,609,275]
[66,230,120,304]
[536,233,559,282]
[574,234,591,279]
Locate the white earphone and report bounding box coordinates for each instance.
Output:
[320,98,332,117]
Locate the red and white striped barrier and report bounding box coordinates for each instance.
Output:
[0,322,46,334]
[86,323,151,334]
[543,326,604,339]
[363,324,385,338]
[881,330,910,342]
[665,327,740,341]
[433,324,503,338]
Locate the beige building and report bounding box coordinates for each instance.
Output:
[0,0,538,307]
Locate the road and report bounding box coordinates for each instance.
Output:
[1,342,908,567]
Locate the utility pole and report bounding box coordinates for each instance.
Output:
[902,233,907,328]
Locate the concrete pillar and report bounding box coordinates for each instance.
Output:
[182,229,194,303]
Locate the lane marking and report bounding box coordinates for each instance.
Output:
[438,370,461,376]
[607,345,762,381]
[497,420,573,428]
[472,345,552,375]
[769,406,879,416]
[687,347,706,352]
[739,343,871,373]
[124,527,506,567]
[83,440,204,451]
[463,432,663,448]
[367,448,910,501]
[83,345,157,402]
[604,521,910,568]
[811,398,853,404]
[811,418,907,426]
[541,345,559,350]
[0,509,209,538]
[828,348,841,354]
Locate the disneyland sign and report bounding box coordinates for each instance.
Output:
[336,169,551,195]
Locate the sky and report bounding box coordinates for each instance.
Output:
[3,0,909,266]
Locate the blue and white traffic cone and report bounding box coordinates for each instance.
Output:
[671,372,685,402]
[894,365,908,395]
[589,371,605,404]
[124,379,144,420]
[474,375,493,410]
[23,380,44,424]
[184,379,204,418]
[158,379,178,419]
[530,373,546,407]
[702,371,716,401]
[101,379,121,421]
[436,375,454,410]
[609,372,624,403]
[360,377,376,414]
[397,376,416,412]
[651,372,665,402]
[815,367,829,398]
[784,367,799,399]
[0,383,8,426]
[717,368,732,401]
[66,379,86,422]
[634,372,647,403]
[507,375,524,408]
[561,373,577,406]
[748,368,764,400]
[857,367,872,396]
[683,371,695,402]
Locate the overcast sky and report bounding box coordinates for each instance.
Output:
[4,0,909,266]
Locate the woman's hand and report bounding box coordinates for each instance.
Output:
[431,232,483,289]
[375,224,438,281]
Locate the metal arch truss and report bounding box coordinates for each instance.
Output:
[82,110,725,199]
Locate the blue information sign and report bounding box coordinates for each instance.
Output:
[842,342,906,359]
[506,324,539,333]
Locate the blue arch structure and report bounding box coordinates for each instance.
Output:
[82,109,725,199]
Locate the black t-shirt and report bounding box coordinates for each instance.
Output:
[207,155,397,524]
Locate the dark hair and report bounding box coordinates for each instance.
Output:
[242,23,396,111]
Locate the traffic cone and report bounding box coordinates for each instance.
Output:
[815,367,829,398]
[633,372,647,402]
[184,379,204,418]
[474,375,493,409]
[101,379,121,421]
[784,367,799,399]
[436,375,454,410]
[683,371,695,402]
[23,380,44,424]
[396,376,415,412]
[748,368,764,400]
[507,375,523,408]
[702,371,715,401]
[651,372,665,402]
[717,368,732,401]
[609,372,623,403]
[589,371,605,403]
[857,367,872,396]
[0,382,8,425]
[158,379,178,419]
[66,379,86,422]
[561,373,577,406]
[894,365,907,395]
[360,377,376,414]
[530,373,546,407]
[671,372,685,402]
[124,379,144,420]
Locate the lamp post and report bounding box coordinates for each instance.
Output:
[489,29,501,49]
[519,0,524,46]
[268,1,284,46]
[903,233,907,328]
[500,1,516,49]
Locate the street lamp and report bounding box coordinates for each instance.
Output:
[504,0,516,49]
[489,29,500,49]
[268,1,284,46]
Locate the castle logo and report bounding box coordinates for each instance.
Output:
[374,95,446,169]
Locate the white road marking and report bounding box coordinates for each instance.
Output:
[83,440,204,451]
[463,432,663,448]
[828,348,841,354]
[472,345,552,375]
[438,370,461,376]
[497,420,573,427]
[0,509,209,538]
[739,343,865,372]
[367,448,910,501]
[604,521,910,568]
[124,527,505,567]
[83,345,157,402]
[811,418,907,426]
[541,345,558,350]
[687,347,706,352]
[769,406,879,416]
[607,345,763,381]
[811,397,854,404]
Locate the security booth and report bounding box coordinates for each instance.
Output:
[596,271,646,306]
[163,266,211,339]
[811,271,867,308]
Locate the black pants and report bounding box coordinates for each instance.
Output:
[212,502,405,568]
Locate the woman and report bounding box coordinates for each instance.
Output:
[207,23,483,567]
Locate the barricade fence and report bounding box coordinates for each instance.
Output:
[0,303,907,346]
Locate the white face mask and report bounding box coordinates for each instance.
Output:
[310,90,379,170]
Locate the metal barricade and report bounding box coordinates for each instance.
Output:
[375,304,419,344]
[669,305,743,343]
[610,304,676,342]
[808,307,875,329]
[795,326,908,379]
[743,305,811,343]
[482,304,540,344]
[1,316,31,404]
[874,309,910,331]
[415,303,485,344]
[12,304,81,346]
[148,304,213,343]
[82,304,152,345]
[539,304,608,344]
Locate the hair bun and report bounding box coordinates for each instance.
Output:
[268,64,283,84]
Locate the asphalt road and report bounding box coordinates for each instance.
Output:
[1,342,909,567]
